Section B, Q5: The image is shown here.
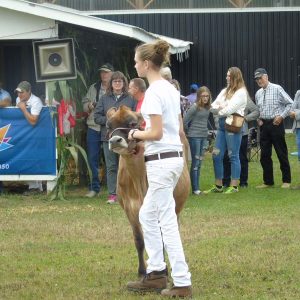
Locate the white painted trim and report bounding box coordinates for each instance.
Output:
[83,7,300,16]
[0,175,56,180]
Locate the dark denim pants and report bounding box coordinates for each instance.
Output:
[87,128,102,193]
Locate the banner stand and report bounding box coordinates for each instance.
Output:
[0,107,57,193]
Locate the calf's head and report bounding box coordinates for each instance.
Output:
[107,105,144,155]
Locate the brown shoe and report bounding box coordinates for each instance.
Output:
[127,269,167,293]
[161,285,193,298]
[281,183,290,189]
[256,184,273,189]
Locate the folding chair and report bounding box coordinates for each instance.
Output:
[206,117,216,153]
[247,127,261,161]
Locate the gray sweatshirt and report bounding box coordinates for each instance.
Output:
[183,104,210,138]
[291,90,300,131]
[242,98,260,135]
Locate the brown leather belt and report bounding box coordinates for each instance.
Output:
[144,151,183,162]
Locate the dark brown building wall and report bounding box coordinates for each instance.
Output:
[100,11,300,103]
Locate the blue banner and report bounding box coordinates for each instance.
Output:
[0,107,56,175]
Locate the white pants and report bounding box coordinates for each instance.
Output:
[140,157,191,287]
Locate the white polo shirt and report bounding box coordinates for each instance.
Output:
[16,93,43,116]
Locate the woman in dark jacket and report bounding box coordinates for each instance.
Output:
[94,71,136,204]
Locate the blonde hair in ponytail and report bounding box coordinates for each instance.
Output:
[135,39,170,70]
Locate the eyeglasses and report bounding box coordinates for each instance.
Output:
[112,80,123,84]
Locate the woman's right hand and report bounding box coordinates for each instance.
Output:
[290,111,296,119]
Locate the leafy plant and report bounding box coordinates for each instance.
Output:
[46,79,91,200]
[51,135,91,200]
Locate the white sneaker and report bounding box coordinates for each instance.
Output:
[193,190,202,195]
[85,190,99,198]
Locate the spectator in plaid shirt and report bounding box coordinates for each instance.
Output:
[254,68,293,189]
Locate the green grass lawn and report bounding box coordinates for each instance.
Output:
[0,134,299,300]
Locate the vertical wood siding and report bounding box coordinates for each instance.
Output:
[34,1,295,10]
[101,11,300,103]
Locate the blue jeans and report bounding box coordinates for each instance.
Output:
[103,142,119,195]
[213,118,242,181]
[87,128,102,193]
[223,135,249,186]
[188,137,207,191]
[296,128,300,161]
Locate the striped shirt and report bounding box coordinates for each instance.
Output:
[255,82,292,119]
[0,88,11,101]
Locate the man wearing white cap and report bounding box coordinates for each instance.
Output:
[15,81,43,195]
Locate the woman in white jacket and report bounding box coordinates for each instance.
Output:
[204,67,247,194]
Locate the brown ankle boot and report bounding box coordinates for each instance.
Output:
[127,269,168,293]
[161,285,193,298]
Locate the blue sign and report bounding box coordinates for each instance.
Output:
[0,107,56,175]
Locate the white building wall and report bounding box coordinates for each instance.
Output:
[0,7,58,40]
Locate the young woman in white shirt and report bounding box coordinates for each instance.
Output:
[127,39,192,298]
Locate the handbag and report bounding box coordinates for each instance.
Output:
[225,113,244,133]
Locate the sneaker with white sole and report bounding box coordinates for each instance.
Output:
[203,185,223,194]
[224,186,239,194]
[192,190,202,195]
[85,190,99,198]
[281,183,290,189]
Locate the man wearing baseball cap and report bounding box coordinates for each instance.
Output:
[82,63,114,198]
[254,68,293,189]
[186,83,199,105]
[15,80,44,195]
[15,81,43,125]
